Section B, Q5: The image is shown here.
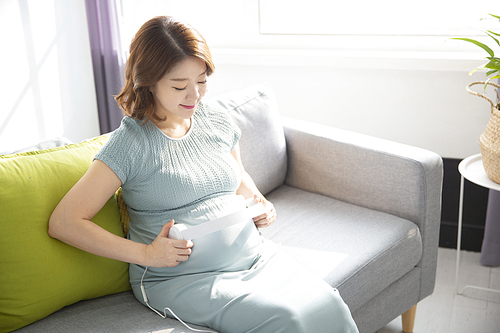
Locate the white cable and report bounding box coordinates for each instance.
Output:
[140,267,217,333]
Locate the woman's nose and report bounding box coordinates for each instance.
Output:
[186,85,200,100]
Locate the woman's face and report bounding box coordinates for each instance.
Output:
[151,56,208,122]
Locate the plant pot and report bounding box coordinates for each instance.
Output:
[479,106,500,184]
[468,81,500,184]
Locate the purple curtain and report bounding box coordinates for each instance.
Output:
[85,0,124,134]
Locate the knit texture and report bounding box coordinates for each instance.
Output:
[94,102,242,213]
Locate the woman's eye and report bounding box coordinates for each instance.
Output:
[173,80,206,91]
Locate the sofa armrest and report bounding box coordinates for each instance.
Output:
[282,116,443,299]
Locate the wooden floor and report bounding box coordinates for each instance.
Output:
[377,248,500,333]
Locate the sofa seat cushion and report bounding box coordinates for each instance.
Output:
[262,185,423,312]
[13,291,201,333]
[15,291,215,333]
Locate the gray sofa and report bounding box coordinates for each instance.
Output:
[14,85,443,333]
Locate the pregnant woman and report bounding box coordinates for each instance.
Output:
[49,15,359,333]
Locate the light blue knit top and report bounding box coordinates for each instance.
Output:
[95,102,264,279]
[94,102,242,214]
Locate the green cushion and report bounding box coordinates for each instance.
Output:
[0,135,131,333]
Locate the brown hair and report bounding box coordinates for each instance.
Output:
[115,16,214,121]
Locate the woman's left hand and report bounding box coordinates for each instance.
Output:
[252,195,276,228]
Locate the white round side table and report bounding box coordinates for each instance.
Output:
[455,153,500,296]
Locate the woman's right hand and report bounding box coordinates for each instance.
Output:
[145,220,194,267]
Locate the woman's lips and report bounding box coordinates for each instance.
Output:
[180,104,195,110]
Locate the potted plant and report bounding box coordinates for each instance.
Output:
[452,13,500,184]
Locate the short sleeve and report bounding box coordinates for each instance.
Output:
[93,117,142,185]
[199,103,241,152]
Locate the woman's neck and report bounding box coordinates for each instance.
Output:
[153,117,191,139]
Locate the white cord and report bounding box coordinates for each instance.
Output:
[140,267,217,333]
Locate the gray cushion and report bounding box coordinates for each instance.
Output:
[262,185,422,312]
[207,85,287,195]
[1,137,73,155]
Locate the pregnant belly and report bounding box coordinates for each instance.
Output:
[128,194,264,283]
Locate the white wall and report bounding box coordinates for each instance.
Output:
[0,0,99,153]
[120,0,498,159]
[207,53,494,159]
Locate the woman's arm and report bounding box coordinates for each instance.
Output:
[231,143,276,228]
[48,159,193,267]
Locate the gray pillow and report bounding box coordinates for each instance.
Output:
[1,137,73,155]
[207,85,287,195]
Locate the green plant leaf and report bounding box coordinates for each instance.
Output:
[451,38,494,57]
[489,13,500,21]
[484,75,500,89]
[486,31,500,48]
[486,69,498,76]
[488,30,500,37]
[469,65,486,75]
[485,58,500,70]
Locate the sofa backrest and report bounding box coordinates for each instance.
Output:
[207,85,287,195]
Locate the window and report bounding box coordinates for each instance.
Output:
[259,0,495,37]
[116,0,499,65]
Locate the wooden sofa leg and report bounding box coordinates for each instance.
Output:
[402,304,417,333]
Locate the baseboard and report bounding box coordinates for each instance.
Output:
[439,158,489,252]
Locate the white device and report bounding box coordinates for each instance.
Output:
[167,199,265,241]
